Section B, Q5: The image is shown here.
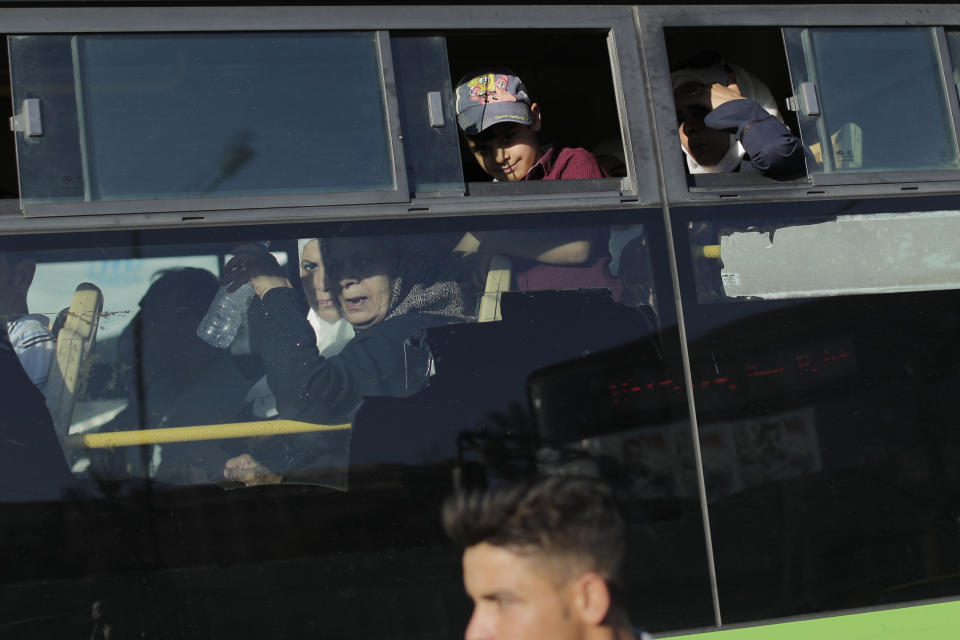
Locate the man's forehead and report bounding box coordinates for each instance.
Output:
[464,542,582,589]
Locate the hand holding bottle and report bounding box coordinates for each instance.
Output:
[197,242,290,349]
[221,243,290,297]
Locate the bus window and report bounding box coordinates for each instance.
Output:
[445,31,627,190]
[33,221,669,487]
[7,33,399,212]
[664,28,806,186]
[674,195,960,620]
[0,208,716,636]
[783,27,960,178]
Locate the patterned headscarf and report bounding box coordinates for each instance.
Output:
[321,235,469,328]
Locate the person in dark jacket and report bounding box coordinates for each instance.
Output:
[671,56,805,178]
[99,267,251,484]
[220,235,469,485]
[0,322,76,501]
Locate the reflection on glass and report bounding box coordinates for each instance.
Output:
[785,27,960,173]
[0,214,716,636]
[678,202,960,622]
[10,33,395,203]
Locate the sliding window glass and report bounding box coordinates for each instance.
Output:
[783,28,960,182]
[8,32,402,214]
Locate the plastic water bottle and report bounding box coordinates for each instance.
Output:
[196,282,256,349]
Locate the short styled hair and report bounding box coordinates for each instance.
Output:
[443,475,626,586]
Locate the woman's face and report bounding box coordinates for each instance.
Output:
[675,82,731,167]
[323,237,395,330]
[299,240,341,324]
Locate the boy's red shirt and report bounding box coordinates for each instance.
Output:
[515,146,623,298]
[523,146,607,181]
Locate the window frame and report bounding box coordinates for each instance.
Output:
[11,29,411,218]
[0,5,657,230]
[782,25,960,186]
[637,4,960,204]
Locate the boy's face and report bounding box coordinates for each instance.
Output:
[465,105,542,182]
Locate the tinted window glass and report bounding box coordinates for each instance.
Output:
[391,35,464,195]
[9,33,395,205]
[784,28,960,175]
[675,198,960,622]
[945,28,960,97]
[0,212,713,637]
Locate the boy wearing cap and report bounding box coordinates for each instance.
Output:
[454,71,621,296]
[456,71,606,182]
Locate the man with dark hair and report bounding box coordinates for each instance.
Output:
[443,475,652,640]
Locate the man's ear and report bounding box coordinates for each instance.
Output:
[572,572,612,627]
[530,103,542,133]
[12,259,36,294]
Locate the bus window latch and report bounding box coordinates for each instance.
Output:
[786,83,821,117]
[10,99,43,137]
[427,91,445,128]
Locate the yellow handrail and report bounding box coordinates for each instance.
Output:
[693,245,721,258]
[69,420,351,449]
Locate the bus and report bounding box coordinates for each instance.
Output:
[0,2,959,638]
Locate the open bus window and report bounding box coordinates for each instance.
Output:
[445,31,627,193]
[7,32,399,213]
[664,28,807,188]
[783,27,960,179]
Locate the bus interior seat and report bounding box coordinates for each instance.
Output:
[50,305,70,338]
[477,254,511,322]
[45,282,103,459]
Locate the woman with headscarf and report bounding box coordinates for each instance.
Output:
[245,238,355,418]
[298,237,355,357]
[221,235,470,484]
[671,53,805,178]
